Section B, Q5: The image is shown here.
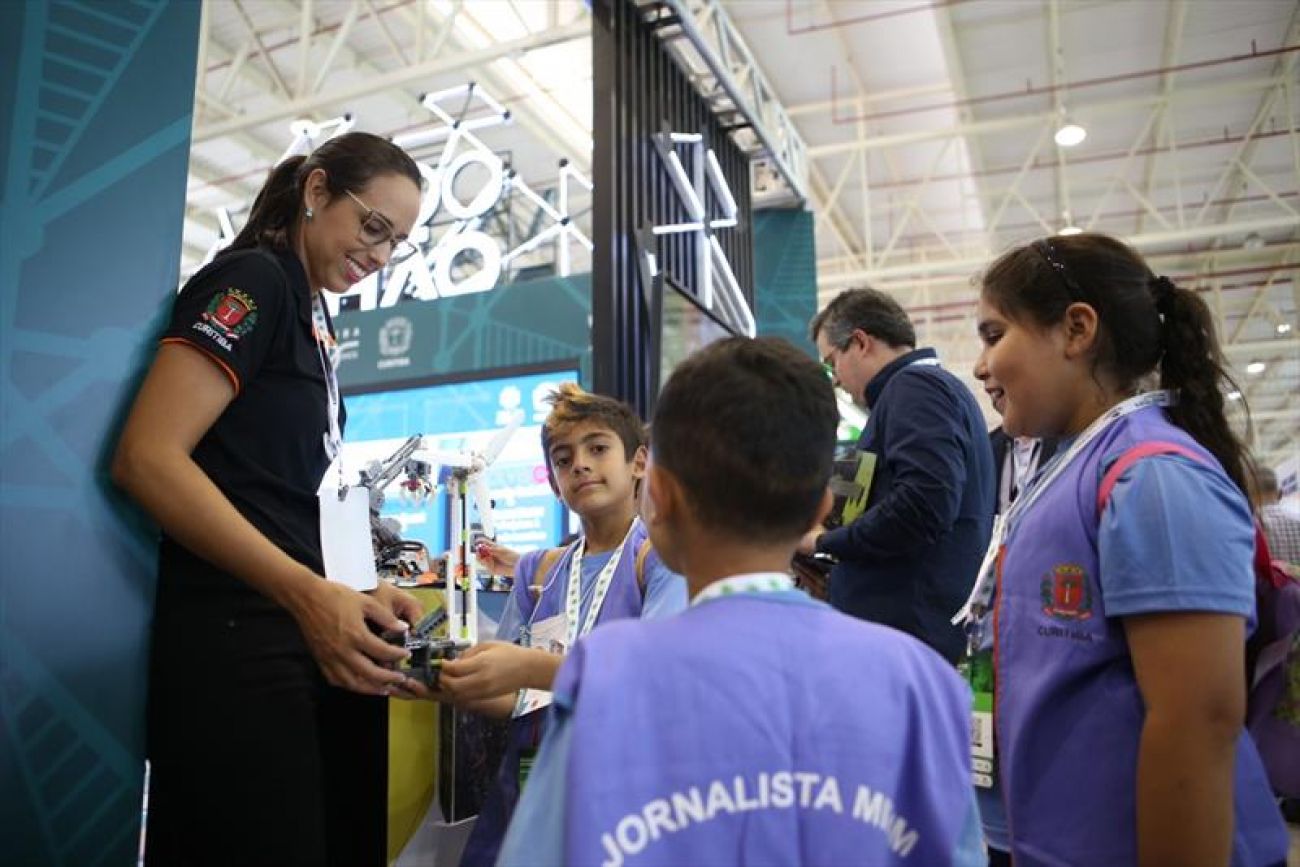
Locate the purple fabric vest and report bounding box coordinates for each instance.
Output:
[994,406,1287,866]
[559,593,973,866]
[512,523,648,629]
[459,524,649,867]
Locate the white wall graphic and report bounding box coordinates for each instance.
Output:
[196,84,592,315]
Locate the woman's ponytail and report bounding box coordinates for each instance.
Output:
[220,155,307,256]
[213,132,420,261]
[1153,275,1250,493]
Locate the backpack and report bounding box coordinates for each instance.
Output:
[1098,442,1300,797]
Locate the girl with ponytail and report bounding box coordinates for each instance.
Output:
[114,133,425,865]
[964,233,1287,866]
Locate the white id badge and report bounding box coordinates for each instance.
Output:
[318,487,378,591]
[513,613,568,718]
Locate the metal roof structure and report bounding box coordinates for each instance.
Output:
[183,0,1297,466]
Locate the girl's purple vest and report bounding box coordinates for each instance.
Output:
[459,524,649,867]
[994,406,1287,866]
[558,594,974,866]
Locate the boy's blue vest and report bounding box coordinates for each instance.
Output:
[994,406,1287,866]
[459,523,649,867]
[557,593,973,866]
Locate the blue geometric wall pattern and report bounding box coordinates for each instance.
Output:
[753,208,818,359]
[0,2,200,864]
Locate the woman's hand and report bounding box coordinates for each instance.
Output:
[288,579,416,696]
[368,580,424,626]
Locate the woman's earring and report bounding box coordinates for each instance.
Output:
[305,207,314,219]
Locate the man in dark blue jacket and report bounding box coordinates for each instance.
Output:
[800,288,994,663]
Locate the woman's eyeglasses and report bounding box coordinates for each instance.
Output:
[345,190,419,264]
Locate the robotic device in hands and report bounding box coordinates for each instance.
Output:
[380,607,469,688]
[355,412,525,683]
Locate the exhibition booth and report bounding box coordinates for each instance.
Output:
[0,1,818,862]
[3,1,1294,864]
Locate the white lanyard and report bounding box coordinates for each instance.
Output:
[692,572,795,606]
[998,450,1016,512]
[1012,439,1040,490]
[311,294,343,475]
[952,390,1175,634]
[1001,439,1040,508]
[564,519,639,646]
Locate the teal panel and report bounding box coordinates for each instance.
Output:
[336,273,593,391]
[0,2,201,864]
[753,208,817,358]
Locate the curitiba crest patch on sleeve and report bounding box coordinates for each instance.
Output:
[203,288,259,340]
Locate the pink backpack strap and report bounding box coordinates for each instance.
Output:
[1096,441,1206,514]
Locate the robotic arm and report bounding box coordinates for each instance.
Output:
[354,435,438,583]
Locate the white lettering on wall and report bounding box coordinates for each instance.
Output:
[196,89,591,314]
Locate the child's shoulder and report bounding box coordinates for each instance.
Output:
[804,600,946,651]
[569,600,968,714]
[795,604,969,691]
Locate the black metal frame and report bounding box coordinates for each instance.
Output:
[592,0,754,417]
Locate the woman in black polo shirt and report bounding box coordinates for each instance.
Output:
[114,132,423,866]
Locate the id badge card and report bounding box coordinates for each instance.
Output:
[318,487,378,591]
[960,650,996,789]
[513,613,568,718]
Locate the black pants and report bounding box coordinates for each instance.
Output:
[144,601,387,867]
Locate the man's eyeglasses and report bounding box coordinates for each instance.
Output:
[820,335,855,378]
[346,190,419,264]
[1032,239,1084,300]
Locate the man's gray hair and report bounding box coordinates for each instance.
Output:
[809,287,916,350]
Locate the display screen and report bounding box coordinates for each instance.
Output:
[659,280,735,389]
[341,367,578,557]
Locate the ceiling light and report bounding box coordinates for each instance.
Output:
[1054,118,1087,148]
[1246,361,1266,375]
[1058,225,1083,236]
[1278,323,1293,335]
[1227,390,1243,401]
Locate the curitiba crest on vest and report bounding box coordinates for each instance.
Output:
[1040,563,1092,621]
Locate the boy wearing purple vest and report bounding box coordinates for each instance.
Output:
[499,337,985,867]
[407,383,687,867]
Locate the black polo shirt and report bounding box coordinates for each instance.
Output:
[157,246,345,610]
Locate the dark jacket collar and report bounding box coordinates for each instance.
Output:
[863,347,938,408]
